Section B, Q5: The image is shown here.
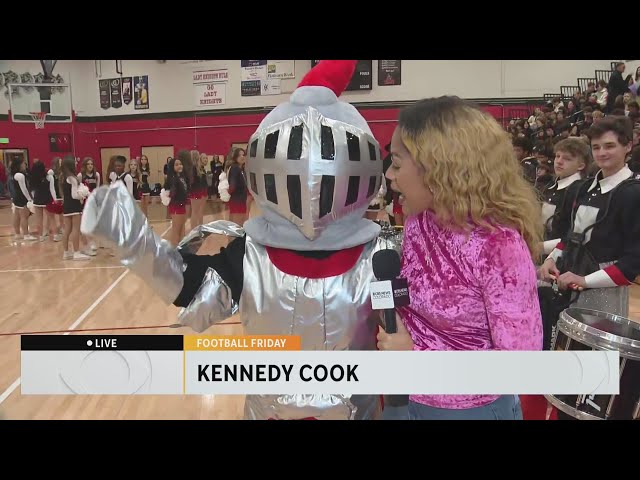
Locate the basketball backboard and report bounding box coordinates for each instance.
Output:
[8,82,72,123]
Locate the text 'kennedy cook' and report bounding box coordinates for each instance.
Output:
[197,364,359,382]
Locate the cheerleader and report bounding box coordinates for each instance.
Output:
[539,116,640,318]
[30,160,59,242]
[160,157,189,246]
[109,156,134,197]
[10,157,37,241]
[189,152,208,229]
[78,157,101,193]
[176,150,194,221]
[59,155,91,260]
[46,157,64,237]
[139,155,151,217]
[220,147,248,226]
[128,158,142,202]
[77,157,100,254]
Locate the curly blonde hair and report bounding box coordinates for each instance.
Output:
[398,96,542,258]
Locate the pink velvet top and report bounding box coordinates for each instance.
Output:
[398,210,543,410]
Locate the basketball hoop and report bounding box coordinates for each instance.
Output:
[30,111,47,129]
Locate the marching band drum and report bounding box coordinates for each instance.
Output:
[545,307,640,420]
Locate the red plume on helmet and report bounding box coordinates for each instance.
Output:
[297,60,357,97]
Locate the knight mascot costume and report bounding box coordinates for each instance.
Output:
[81,60,399,420]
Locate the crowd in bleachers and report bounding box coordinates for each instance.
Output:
[508,62,640,188]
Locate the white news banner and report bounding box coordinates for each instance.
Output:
[21,350,619,396]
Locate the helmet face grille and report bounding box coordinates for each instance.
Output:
[319,175,335,219]
[246,108,382,239]
[367,175,377,198]
[287,175,302,219]
[346,176,360,206]
[321,125,335,160]
[347,132,360,161]
[288,125,304,160]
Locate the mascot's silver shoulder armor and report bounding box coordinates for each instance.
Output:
[81,60,399,420]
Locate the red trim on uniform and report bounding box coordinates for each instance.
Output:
[556,242,565,251]
[188,188,208,200]
[46,200,63,215]
[604,265,631,286]
[228,200,247,214]
[265,244,365,279]
[168,203,187,215]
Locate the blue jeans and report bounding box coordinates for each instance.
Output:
[408,395,523,420]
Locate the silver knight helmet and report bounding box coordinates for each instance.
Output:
[245,60,383,240]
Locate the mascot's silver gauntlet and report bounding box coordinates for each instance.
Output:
[177,220,245,255]
[174,220,244,333]
[80,182,184,305]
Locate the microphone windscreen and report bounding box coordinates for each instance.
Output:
[372,249,401,281]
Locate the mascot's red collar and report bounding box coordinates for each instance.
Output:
[265,244,365,279]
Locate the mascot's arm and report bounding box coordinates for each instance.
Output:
[80,182,246,333]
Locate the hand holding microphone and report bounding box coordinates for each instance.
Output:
[377,313,413,351]
[371,249,413,350]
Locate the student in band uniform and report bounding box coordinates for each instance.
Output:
[540,138,592,257]
[513,137,537,184]
[537,138,592,354]
[539,115,640,318]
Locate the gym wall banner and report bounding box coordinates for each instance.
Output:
[378,60,402,86]
[134,75,149,110]
[99,79,110,110]
[193,69,228,107]
[122,77,133,105]
[109,78,122,109]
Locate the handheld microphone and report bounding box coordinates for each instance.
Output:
[372,249,404,333]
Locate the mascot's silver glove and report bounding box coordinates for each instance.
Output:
[174,220,245,333]
[178,220,245,255]
[80,182,184,304]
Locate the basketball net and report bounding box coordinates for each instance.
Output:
[30,112,47,129]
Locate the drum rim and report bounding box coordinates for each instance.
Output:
[559,308,640,358]
[544,394,605,420]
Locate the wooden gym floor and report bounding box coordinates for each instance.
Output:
[0,198,639,420]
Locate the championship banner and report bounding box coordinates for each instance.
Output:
[122,77,133,105]
[109,78,122,109]
[99,79,110,110]
[20,335,619,396]
[134,75,149,110]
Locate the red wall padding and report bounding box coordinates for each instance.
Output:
[0,104,527,172]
